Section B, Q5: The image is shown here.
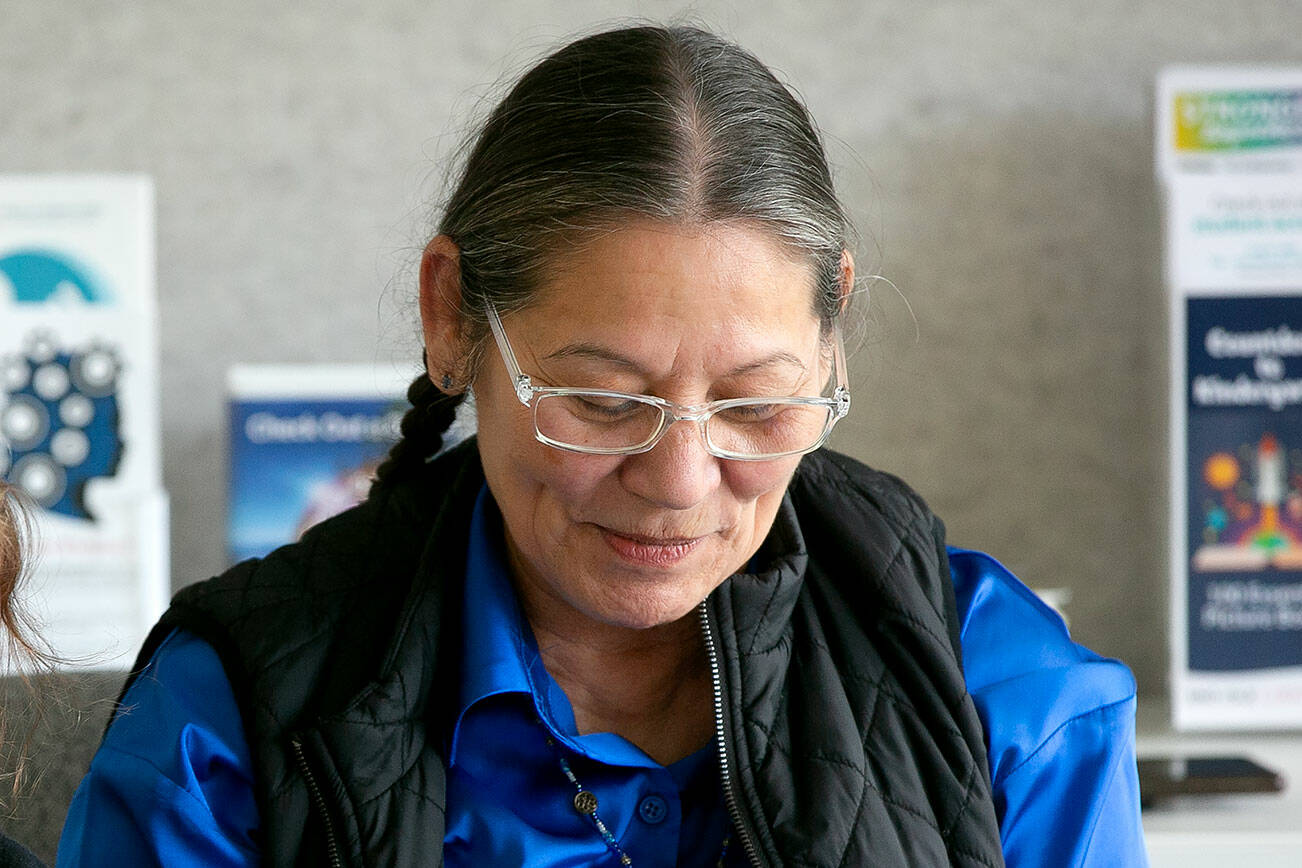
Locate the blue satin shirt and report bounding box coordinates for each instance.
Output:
[58,490,1147,866]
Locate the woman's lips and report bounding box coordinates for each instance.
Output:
[599,527,704,566]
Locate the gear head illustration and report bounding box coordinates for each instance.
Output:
[0,331,124,520]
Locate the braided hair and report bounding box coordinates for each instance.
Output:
[373,25,851,492]
[371,359,465,491]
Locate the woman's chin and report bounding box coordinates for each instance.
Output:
[550,534,715,627]
[581,580,711,632]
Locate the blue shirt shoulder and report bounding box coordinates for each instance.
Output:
[56,628,260,867]
[948,546,1147,867]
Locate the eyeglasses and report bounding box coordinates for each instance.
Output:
[486,303,851,461]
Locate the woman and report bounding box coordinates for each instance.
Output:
[59,25,1146,867]
[1,482,48,867]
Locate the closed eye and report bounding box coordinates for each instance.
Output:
[714,403,782,423]
[576,396,641,417]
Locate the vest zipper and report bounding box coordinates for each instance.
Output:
[698,601,765,868]
[290,734,345,868]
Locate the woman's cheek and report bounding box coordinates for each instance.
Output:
[538,450,623,514]
[724,457,801,503]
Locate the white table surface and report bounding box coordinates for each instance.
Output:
[1138,698,1302,867]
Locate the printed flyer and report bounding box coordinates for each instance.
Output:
[0,175,168,666]
[1162,69,1302,728]
[227,364,475,564]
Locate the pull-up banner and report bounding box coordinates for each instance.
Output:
[1162,69,1302,729]
[0,175,168,667]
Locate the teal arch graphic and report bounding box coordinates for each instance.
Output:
[0,248,108,304]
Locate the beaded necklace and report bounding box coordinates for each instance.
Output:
[541,729,733,867]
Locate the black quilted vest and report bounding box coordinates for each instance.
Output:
[124,442,1005,867]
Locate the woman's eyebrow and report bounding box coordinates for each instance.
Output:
[727,352,807,378]
[544,343,642,370]
[543,343,807,377]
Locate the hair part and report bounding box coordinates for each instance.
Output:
[375,24,852,491]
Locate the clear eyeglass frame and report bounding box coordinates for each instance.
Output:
[485,302,851,461]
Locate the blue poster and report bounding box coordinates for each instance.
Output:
[227,396,405,564]
[1186,295,1302,672]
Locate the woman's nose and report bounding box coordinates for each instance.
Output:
[618,417,721,510]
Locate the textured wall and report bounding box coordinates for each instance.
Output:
[5,0,1302,698]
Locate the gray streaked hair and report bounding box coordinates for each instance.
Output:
[442,25,849,335]
[375,24,851,489]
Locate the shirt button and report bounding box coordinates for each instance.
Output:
[637,794,668,825]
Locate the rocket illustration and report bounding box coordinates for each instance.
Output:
[1257,433,1285,533]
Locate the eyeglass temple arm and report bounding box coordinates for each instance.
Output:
[486,303,534,405]
[832,323,851,418]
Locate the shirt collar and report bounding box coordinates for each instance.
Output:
[450,487,537,761]
[450,486,666,769]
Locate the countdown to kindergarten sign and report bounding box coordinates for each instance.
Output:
[1161,68,1302,729]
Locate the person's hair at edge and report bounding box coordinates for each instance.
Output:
[372,23,853,491]
[0,481,58,811]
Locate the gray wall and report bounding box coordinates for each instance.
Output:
[6,0,1302,698]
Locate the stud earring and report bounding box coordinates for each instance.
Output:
[440,373,453,390]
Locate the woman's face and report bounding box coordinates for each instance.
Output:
[473,221,829,632]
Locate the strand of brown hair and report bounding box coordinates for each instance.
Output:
[0,482,62,813]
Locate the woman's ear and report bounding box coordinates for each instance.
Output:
[419,235,466,393]
[838,249,855,315]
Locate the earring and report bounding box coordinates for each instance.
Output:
[440,373,454,390]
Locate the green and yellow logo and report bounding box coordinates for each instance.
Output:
[1175,89,1302,152]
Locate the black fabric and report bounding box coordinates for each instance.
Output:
[0,833,44,868]
[712,450,1003,866]
[120,441,1003,867]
